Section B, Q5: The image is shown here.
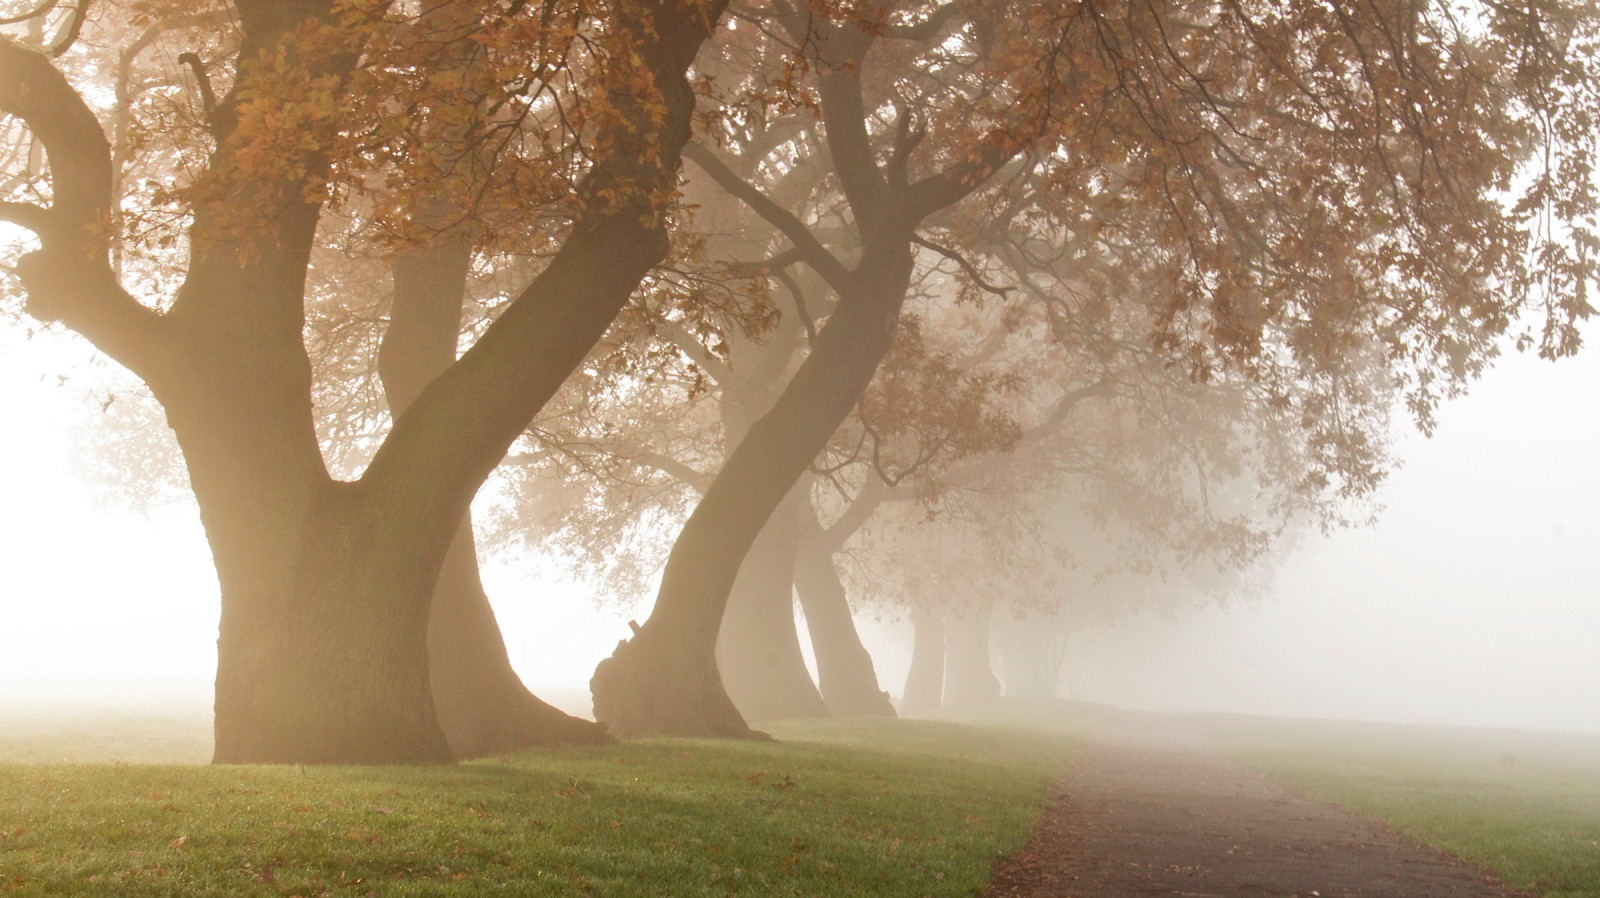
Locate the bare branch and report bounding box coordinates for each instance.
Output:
[177,51,217,112]
[904,133,1023,221]
[44,0,89,57]
[624,448,712,492]
[0,0,58,27]
[912,234,1012,297]
[684,141,853,294]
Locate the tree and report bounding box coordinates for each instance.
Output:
[592,0,1597,737]
[0,0,728,763]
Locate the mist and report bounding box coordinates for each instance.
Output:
[3,322,1596,734]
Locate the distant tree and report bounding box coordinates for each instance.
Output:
[593,0,1597,738]
[0,0,728,763]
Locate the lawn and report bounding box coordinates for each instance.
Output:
[0,714,1076,897]
[1214,714,1600,898]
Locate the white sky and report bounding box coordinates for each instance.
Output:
[1056,343,1600,732]
[1,323,1596,732]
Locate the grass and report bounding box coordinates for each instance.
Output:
[0,714,1077,897]
[1213,714,1600,898]
[0,711,212,765]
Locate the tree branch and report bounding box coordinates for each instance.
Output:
[0,200,50,234]
[811,21,890,231]
[0,0,57,26]
[718,244,805,279]
[656,318,731,386]
[912,234,1012,297]
[1020,381,1114,444]
[904,131,1025,222]
[44,0,90,58]
[0,39,168,371]
[816,476,891,552]
[684,141,853,294]
[625,448,712,493]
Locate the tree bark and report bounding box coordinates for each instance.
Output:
[590,232,914,738]
[1,1,726,764]
[206,478,454,764]
[428,522,612,754]
[944,604,1002,709]
[716,486,828,722]
[793,508,895,717]
[589,6,1015,738]
[901,604,946,715]
[382,226,610,756]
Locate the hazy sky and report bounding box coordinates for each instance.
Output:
[1,323,1596,732]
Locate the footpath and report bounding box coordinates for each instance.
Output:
[985,711,1528,898]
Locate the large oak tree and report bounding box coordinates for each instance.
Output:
[0,0,727,763]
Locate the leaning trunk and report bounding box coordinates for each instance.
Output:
[900,604,946,715]
[429,523,612,755]
[716,486,828,721]
[794,519,895,717]
[384,229,610,756]
[591,239,915,738]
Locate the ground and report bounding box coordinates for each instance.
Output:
[986,709,1530,898]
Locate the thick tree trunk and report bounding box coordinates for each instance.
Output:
[716,486,828,722]
[592,238,915,739]
[900,604,946,715]
[3,0,726,765]
[383,231,610,756]
[203,470,454,764]
[794,515,895,717]
[944,604,1002,709]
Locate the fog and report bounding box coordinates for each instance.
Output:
[2,326,1597,733]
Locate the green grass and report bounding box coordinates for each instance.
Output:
[0,715,1076,897]
[1213,714,1600,898]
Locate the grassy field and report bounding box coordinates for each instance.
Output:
[0,714,1076,897]
[1214,714,1600,898]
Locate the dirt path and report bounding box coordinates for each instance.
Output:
[986,711,1528,898]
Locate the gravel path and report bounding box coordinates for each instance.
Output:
[986,711,1529,898]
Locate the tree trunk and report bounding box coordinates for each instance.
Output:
[203,469,454,764]
[592,237,915,739]
[900,604,946,715]
[383,228,610,757]
[428,522,612,754]
[998,620,1067,701]
[944,604,1002,709]
[716,486,828,722]
[794,512,895,717]
[2,0,727,765]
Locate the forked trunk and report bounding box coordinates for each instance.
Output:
[208,480,453,764]
[901,603,946,715]
[794,526,894,717]
[716,487,828,722]
[384,224,610,756]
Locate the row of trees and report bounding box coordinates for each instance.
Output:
[2,0,1594,763]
